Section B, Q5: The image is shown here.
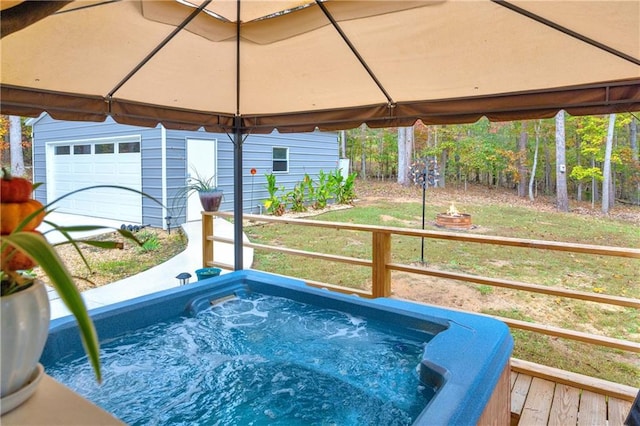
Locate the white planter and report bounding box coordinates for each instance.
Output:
[1,280,50,398]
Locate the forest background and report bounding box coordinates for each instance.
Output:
[2,112,639,211]
[341,112,639,211]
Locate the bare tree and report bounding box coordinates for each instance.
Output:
[631,116,639,204]
[544,135,551,194]
[575,132,583,201]
[359,124,367,180]
[9,115,25,176]
[602,114,616,214]
[555,111,569,211]
[517,121,528,197]
[439,149,447,188]
[631,116,638,164]
[397,127,406,184]
[340,130,347,158]
[528,120,540,201]
[397,126,413,186]
[406,126,414,169]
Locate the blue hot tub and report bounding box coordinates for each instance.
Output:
[42,270,513,425]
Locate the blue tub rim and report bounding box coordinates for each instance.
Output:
[43,269,513,426]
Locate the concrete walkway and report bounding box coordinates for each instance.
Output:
[43,214,253,319]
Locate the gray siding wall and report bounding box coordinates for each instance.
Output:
[31,115,163,226]
[32,114,338,227]
[140,127,164,227]
[164,130,188,228]
[240,131,339,214]
[165,129,339,217]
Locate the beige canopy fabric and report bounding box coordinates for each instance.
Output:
[2,0,639,270]
[1,0,639,134]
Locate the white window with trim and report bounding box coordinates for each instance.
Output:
[272,147,289,173]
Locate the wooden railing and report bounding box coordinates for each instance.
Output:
[202,211,640,399]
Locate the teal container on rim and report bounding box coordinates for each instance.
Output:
[195,268,221,281]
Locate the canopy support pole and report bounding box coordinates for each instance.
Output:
[233,116,243,270]
[233,0,243,271]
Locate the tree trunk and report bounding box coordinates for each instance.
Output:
[439,149,447,188]
[631,117,639,204]
[602,114,615,214]
[576,133,582,201]
[577,182,582,202]
[360,124,367,180]
[9,115,25,176]
[397,126,414,186]
[555,111,569,212]
[591,157,598,207]
[378,136,383,181]
[406,126,414,175]
[426,125,433,148]
[528,121,540,201]
[340,130,347,158]
[544,137,551,194]
[631,116,638,164]
[518,121,528,197]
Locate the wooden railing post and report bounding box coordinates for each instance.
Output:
[372,231,391,298]
[202,212,214,268]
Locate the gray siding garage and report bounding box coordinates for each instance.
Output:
[29,114,339,228]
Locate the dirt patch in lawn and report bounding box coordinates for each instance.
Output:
[388,269,509,310]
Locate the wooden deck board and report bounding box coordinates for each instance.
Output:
[608,398,632,426]
[510,371,636,426]
[511,373,533,420]
[577,390,607,425]
[548,383,579,426]
[518,378,555,425]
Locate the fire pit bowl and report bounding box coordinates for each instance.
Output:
[436,213,472,230]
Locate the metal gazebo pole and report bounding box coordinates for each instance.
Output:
[233,116,243,271]
[420,162,427,265]
[233,0,244,271]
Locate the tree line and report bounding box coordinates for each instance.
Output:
[3,113,639,212]
[342,112,639,211]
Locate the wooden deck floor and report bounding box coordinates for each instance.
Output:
[510,371,633,426]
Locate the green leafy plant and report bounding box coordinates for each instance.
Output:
[184,168,217,193]
[263,173,285,216]
[287,181,308,213]
[312,170,331,210]
[304,174,316,206]
[1,176,160,383]
[329,170,357,204]
[136,231,161,253]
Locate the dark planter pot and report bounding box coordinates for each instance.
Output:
[195,267,222,281]
[198,190,223,212]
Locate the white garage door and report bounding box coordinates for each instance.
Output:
[47,136,142,223]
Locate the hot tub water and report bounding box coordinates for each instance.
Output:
[47,293,435,425]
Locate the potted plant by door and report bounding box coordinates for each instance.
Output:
[0,170,145,414]
[184,169,223,212]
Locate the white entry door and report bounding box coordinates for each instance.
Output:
[186,138,218,222]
